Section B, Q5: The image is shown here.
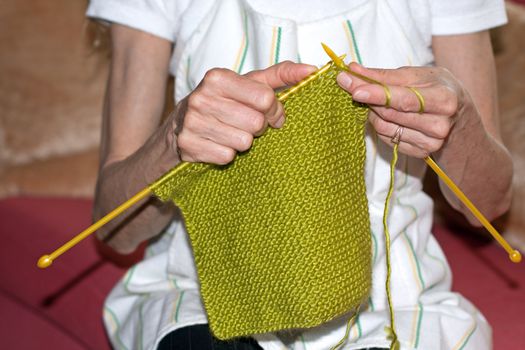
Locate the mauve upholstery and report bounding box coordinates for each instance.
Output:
[1,197,524,349]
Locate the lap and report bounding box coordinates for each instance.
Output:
[157,324,386,350]
[157,324,262,350]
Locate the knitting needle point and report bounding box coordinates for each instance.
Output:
[321,43,346,69]
[425,157,521,263]
[37,187,152,269]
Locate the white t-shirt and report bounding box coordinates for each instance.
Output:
[87,1,507,349]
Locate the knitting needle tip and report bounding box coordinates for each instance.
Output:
[37,255,53,269]
[321,43,347,70]
[510,250,522,263]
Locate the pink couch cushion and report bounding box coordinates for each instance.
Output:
[1,197,523,349]
[0,197,126,350]
[433,225,525,350]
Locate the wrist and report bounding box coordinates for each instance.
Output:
[438,93,483,158]
[147,122,181,180]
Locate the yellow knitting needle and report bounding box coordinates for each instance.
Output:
[321,43,521,263]
[36,59,340,269]
[38,45,520,268]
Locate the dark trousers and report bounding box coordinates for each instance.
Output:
[157,324,263,350]
[157,324,386,350]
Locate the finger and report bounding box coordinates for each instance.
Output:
[199,68,280,115]
[348,62,423,86]
[375,133,433,159]
[177,131,236,165]
[368,111,444,155]
[339,64,459,116]
[191,75,281,134]
[182,114,254,152]
[206,99,269,135]
[245,61,317,89]
[340,77,457,116]
[371,106,452,140]
[245,61,315,126]
[265,99,285,129]
[213,77,283,129]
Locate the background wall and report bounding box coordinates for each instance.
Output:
[0,0,107,198]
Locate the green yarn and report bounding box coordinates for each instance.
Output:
[383,143,400,350]
[151,63,372,340]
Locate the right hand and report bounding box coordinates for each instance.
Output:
[170,61,316,164]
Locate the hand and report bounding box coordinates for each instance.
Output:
[170,61,316,164]
[337,62,469,158]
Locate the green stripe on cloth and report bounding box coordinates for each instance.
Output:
[424,247,449,289]
[238,10,249,73]
[396,190,426,292]
[402,230,426,290]
[457,323,477,350]
[368,297,375,312]
[104,307,129,350]
[346,20,362,64]
[414,302,423,348]
[137,295,149,350]
[174,291,185,322]
[274,27,282,64]
[371,229,378,265]
[123,266,136,293]
[355,314,363,340]
[186,56,193,91]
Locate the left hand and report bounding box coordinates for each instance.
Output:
[337,62,469,158]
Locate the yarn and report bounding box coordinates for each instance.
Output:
[152,63,372,340]
[383,143,400,350]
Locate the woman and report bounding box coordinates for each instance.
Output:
[87,0,513,349]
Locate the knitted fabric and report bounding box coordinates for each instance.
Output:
[151,64,372,340]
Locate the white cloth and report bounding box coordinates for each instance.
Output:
[86,1,507,349]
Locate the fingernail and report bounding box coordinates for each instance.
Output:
[275,115,285,128]
[353,90,370,101]
[304,64,317,74]
[337,72,353,89]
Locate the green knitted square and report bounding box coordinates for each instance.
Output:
[152,64,372,340]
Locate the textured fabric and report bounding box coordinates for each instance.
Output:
[87,0,506,349]
[151,64,371,339]
[86,0,187,42]
[429,0,507,35]
[86,0,508,76]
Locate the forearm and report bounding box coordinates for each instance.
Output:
[435,100,513,225]
[94,24,176,254]
[432,32,513,224]
[94,120,179,253]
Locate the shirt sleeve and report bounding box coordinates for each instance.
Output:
[430,0,507,35]
[86,0,178,42]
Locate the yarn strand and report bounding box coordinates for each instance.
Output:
[330,310,360,350]
[383,143,400,350]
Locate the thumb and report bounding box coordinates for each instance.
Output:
[245,61,317,89]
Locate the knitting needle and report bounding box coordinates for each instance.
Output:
[426,157,521,263]
[37,187,152,268]
[37,59,341,269]
[321,43,521,263]
[39,45,520,267]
